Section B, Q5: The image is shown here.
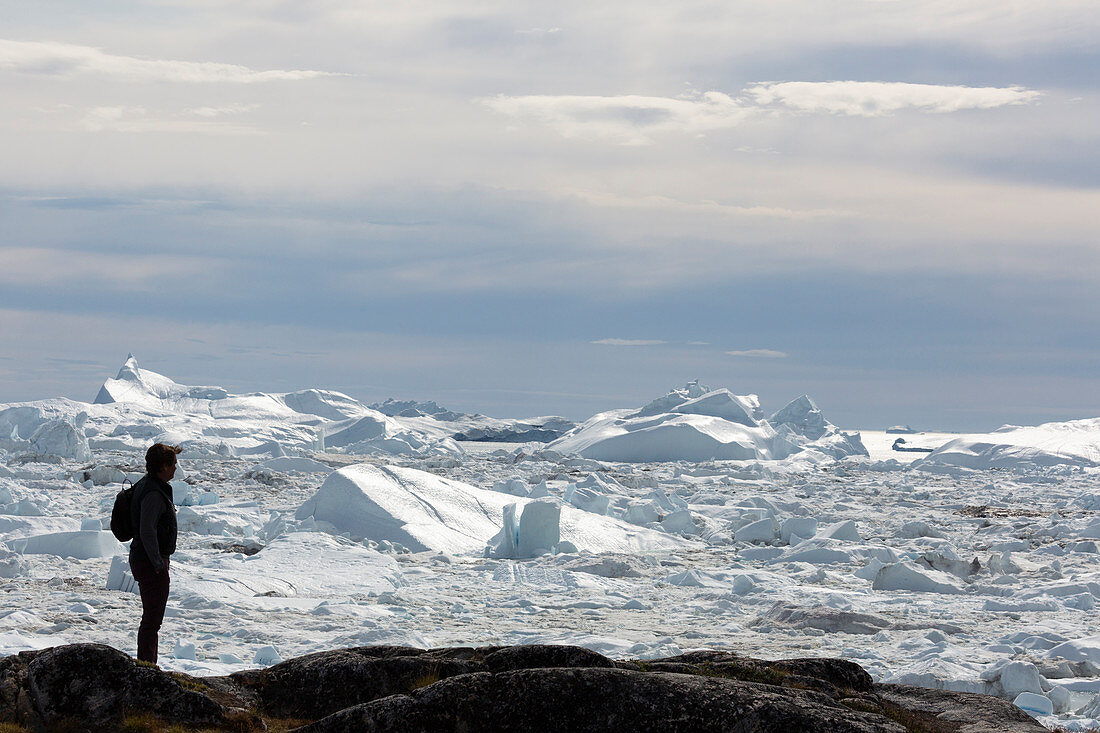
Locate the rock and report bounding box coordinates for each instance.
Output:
[294,667,905,733]
[876,684,1047,733]
[0,643,248,731]
[482,644,615,673]
[229,646,480,719]
[0,643,1051,733]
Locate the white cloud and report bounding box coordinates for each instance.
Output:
[187,104,258,117]
[726,349,788,358]
[482,91,752,145]
[593,338,666,346]
[0,39,332,83]
[484,82,1040,141]
[747,81,1041,117]
[78,105,263,134]
[570,190,851,220]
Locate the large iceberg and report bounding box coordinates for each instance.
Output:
[295,463,692,555]
[549,382,866,464]
[918,418,1100,470]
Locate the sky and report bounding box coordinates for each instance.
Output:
[1,1,1098,430]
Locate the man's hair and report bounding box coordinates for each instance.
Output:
[146,443,182,475]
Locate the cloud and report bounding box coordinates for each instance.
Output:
[187,104,258,117]
[484,82,1041,141]
[0,39,332,83]
[481,91,752,144]
[80,105,262,134]
[747,81,1041,116]
[570,190,851,220]
[726,349,788,358]
[592,338,666,346]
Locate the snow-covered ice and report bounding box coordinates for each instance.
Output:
[549,382,867,464]
[3,359,1100,728]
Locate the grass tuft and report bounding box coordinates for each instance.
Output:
[170,672,211,693]
[410,669,442,690]
[697,662,789,687]
[878,701,955,733]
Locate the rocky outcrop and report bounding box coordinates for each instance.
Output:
[295,667,902,733]
[229,646,481,719]
[0,644,253,730]
[0,643,1047,733]
[877,685,1046,733]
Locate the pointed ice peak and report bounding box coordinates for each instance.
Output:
[94,355,226,405]
[116,354,141,381]
[771,395,829,440]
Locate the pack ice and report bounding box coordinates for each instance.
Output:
[3,360,1100,729]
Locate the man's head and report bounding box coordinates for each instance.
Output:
[146,443,182,481]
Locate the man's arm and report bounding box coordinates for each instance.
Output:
[137,492,166,573]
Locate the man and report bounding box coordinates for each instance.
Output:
[129,442,181,664]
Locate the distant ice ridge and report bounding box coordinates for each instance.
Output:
[917,418,1100,470]
[549,381,867,464]
[369,398,575,443]
[6,354,475,460]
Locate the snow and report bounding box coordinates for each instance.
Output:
[2,358,1100,728]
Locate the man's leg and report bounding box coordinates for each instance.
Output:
[130,556,170,664]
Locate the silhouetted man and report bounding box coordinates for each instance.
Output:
[129,443,181,664]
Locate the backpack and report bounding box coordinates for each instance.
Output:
[110,479,136,541]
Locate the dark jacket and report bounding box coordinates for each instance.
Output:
[128,475,177,571]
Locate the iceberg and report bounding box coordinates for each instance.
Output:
[918,418,1100,469]
[549,382,866,463]
[295,463,692,555]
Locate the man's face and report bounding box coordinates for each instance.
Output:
[157,460,177,482]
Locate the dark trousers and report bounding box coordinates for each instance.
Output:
[129,554,170,664]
